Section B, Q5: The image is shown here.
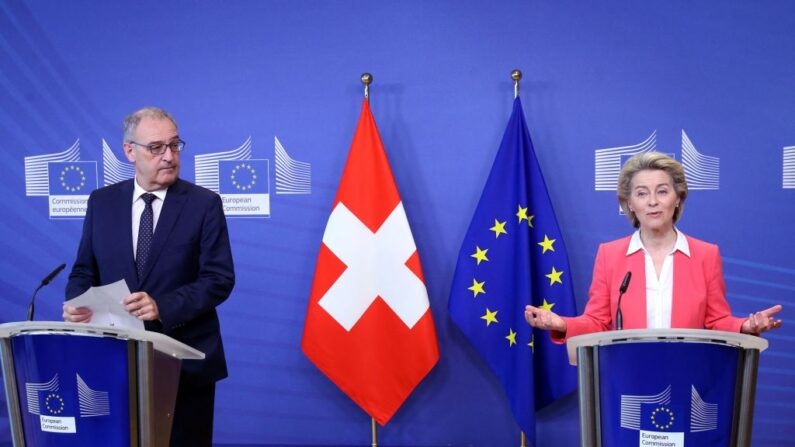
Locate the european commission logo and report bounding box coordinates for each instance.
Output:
[24,140,98,219]
[195,137,270,218]
[26,373,110,434]
[195,136,312,218]
[594,130,721,194]
[621,385,718,447]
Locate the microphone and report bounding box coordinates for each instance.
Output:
[27,264,66,321]
[615,271,632,331]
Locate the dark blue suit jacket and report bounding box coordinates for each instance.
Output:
[66,178,235,386]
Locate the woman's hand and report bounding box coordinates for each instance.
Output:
[741,304,783,335]
[524,304,567,333]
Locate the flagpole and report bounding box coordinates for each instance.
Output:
[361,73,377,447]
[361,72,372,101]
[512,69,522,98]
[512,68,528,447]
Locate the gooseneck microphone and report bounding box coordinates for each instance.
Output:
[27,263,66,321]
[615,271,632,331]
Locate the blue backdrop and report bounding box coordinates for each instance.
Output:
[0,1,792,446]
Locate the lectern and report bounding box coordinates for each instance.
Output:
[0,322,204,447]
[567,329,767,447]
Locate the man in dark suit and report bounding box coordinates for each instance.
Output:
[63,107,235,447]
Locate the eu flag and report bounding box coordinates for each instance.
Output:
[448,98,577,439]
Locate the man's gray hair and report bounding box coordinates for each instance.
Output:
[123,107,178,143]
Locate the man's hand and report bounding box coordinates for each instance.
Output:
[63,305,92,323]
[123,292,160,321]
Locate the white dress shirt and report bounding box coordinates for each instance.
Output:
[131,179,168,259]
[626,228,691,329]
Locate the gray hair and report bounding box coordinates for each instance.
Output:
[617,152,688,228]
[123,107,178,143]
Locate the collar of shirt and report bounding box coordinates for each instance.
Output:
[626,227,691,257]
[132,177,168,204]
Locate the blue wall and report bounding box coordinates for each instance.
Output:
[0,1,792,445]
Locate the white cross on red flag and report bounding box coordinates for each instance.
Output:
[301,99,439,425]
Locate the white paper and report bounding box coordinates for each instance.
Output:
[64,279,144,330]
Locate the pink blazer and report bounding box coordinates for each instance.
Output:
[552,235,745,343]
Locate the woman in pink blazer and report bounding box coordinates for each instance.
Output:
[525,153,782,342]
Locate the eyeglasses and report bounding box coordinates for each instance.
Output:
[129,139,186,156]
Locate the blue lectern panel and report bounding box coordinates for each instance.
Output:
[599,342,739,447]
[11,334,131,447]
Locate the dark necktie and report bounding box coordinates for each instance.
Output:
[136,193,156,280]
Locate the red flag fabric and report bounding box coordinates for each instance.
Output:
[301,99,439,425]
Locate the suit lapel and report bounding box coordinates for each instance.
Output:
[138,179,189,285]
[117,180,139,289]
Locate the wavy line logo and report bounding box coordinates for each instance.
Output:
[77,374,110,417]
[24,140,98,219]
[594,131,657,191]
[690,385,718,432]
[26,374,60,416]
[681,131,719,190]
[784,146,795,189]
[102,139,135,186]
[195,137,270,218]
[275,136,311,195]
[25,140,80,196]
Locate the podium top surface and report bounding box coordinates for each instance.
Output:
[0,321,204,360]
[566,328,768,366]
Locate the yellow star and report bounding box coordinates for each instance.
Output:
[527,214,535,228]
[481,308,498,326]
[490,219,507,238]
[470,246,489,265]
[546,266,564,286]
[528,334,535,353]
[516,205,528,223]
[506,329,517,346]
[538,234,556,254]
[468,279,486,297]
[539,298,555,312]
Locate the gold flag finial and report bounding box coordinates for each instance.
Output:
[511,69,522,98]
[361,73,373,100]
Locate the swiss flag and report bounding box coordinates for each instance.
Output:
[301,99,439,425]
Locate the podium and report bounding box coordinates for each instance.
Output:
[0,322,204,447]
[567,329,767,447]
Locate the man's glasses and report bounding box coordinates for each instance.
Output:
[129,139,186,156]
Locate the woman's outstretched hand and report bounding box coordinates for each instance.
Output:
[741,304,783,335]
[524,304,567,333]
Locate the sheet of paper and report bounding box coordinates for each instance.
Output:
[64,279,144,330]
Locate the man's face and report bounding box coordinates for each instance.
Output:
[123,117,180,191]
